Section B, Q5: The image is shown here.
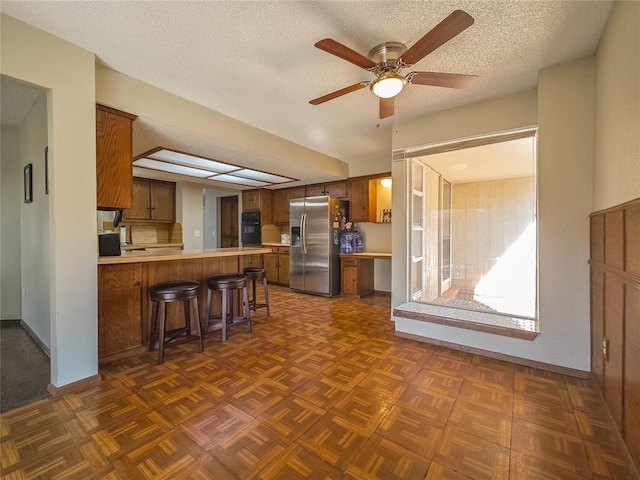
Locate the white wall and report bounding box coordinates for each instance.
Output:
[391,90,538,310]
[1,14,98,387]
[594,0,640,211]
[176,181,204,250]
[1,126,22,320]
[392,65,602,372]
[19,93,51,347]
[349,154,392,178]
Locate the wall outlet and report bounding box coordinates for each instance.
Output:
[194,230,201,238]
[22,288,26,302]
[602,337,609,361]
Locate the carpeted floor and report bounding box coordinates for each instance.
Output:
[0,323,50,412]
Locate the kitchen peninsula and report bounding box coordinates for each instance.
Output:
[98,247,270,365]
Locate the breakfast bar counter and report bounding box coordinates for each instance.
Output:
[97,247,271,365]
[98,246,271,264]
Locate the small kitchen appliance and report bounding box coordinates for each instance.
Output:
[98,232,121,256]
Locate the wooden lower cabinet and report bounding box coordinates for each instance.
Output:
[341,256,374,297]
[263,246,289,285]
[98,264,143,362]
[98,255,246,365]
[243,254,262,268]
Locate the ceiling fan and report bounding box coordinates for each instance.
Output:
[309,10,477,119]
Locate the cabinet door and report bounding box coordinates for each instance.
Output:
[96,106,135,210]
[243,190,260,211]
[125,178,151,220]
[263,253,279,283]
[349,178,375,223]
[261,190,273,225]
[278,253,290,286]
[98,264,142,358]
[342,259,358,295]
[305,184,326,197]
[325,181,348,198]
[272,190,289,224]
[244,254,262,268]
[151,181,176,222]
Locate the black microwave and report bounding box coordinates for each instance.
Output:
[98,232,121,256]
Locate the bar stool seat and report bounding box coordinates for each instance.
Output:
[148,280,203,364]
[243,267,270,316]
[204,274,252,341]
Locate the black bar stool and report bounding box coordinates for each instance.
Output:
[148,280,203,364]
[204,274,252,341]
[243,267,270,316]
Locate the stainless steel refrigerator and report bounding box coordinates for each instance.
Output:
[289,196,348,296]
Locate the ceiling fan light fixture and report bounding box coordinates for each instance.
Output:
[370,73,405,98]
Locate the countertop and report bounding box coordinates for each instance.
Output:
[262,242,290,247]
[339,252,392,259]
[98,247,272,265]
[121,243,184,251]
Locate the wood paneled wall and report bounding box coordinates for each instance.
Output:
[590,198,640,466]
[452,176,534,290]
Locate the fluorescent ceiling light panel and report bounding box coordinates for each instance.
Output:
[134,158,213,178]
[208,174,270,187]
[233,169,293,183]
[148,149,237,173]
[134,147,298,188]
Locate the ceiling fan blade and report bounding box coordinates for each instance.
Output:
[309,83,367,105]
[408,72,477,89]
[380,97,394,119]
[315,38,377,69]
[401,10,474,66]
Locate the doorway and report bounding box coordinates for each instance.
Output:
[0,75,51,411]
[220,195,239,247]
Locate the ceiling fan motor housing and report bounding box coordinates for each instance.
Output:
[368,42,408,75]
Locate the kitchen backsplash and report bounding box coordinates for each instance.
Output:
[262,224,287,244]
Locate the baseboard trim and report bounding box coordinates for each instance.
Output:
[374,290,391,296]
[20,320,51,357]
[395,331,589,379]
[47,373,102,397]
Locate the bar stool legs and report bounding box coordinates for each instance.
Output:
[149,281,203,364]
[243,267,270,316]
[204,274,252,341]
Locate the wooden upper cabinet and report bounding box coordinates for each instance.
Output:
[304,184,326,197]
[242,190,261,211]
[305,181,348,198]
[273,187,305,224]
[124,177,175,222]
[349,178,377,223]
[325,181,348,198]
[242,189,273,224]
[151,180,176,222]
[96,104,137,210]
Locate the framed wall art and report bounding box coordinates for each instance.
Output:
[24,163,33,203]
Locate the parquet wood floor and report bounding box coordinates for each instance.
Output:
[1,286,638,479]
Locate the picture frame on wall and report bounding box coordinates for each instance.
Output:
[24,163,33,203]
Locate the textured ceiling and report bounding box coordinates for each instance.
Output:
[1,1,613,182]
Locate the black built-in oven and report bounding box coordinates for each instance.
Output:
[241,211,261,246]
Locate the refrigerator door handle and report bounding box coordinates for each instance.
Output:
[301,213,307,255]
